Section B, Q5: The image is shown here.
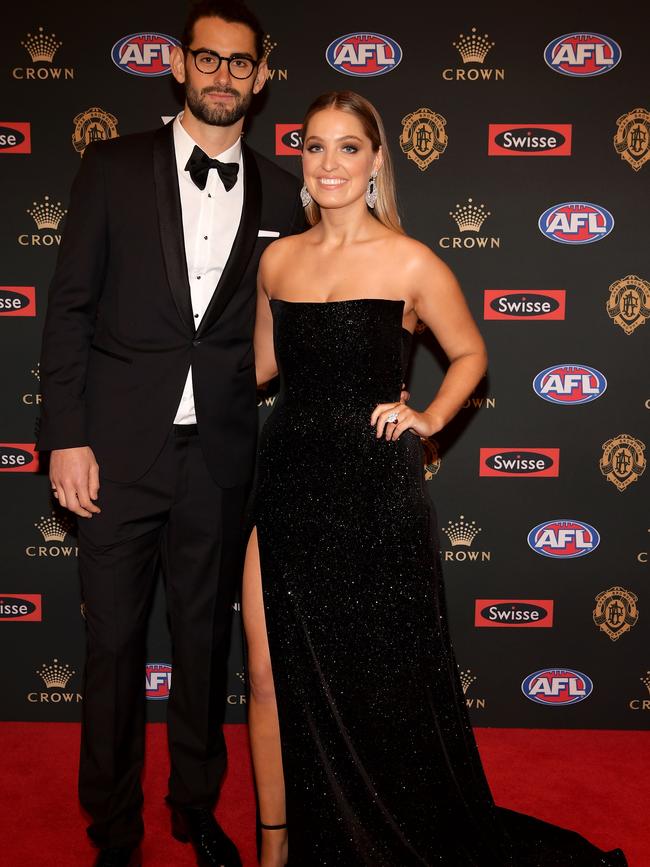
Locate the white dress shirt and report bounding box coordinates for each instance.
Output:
[172,112,244,425]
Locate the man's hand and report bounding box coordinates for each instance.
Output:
[49,447,101,518]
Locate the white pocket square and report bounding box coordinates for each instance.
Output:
[258,229,280,238]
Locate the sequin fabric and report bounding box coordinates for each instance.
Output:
[251,299,627,867]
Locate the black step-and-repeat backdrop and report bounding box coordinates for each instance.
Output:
[1,1,648,729]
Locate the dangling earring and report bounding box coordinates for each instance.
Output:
[300,184,312,207]
[365,171,378,209]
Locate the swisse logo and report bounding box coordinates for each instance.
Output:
[275,123,302,156]
[475,600,553,628]
[488,124,571,156]
[0,594,42,621]
[533,364,607,405]
[480,448,559,478]
[146,663,171,700]
[0,122,31,153]
[0,286,36,316]
[539,202,614,245]
[523,669,593,705]
[544,33,621,77]
[325,33,402,77]
[484,289,565,321]
[528,520,600,559]
[0,444,39,472]
[111,32,181,77]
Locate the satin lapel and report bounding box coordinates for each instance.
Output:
[153,123,194,332]
[195,143,262,338]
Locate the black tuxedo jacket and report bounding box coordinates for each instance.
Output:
[38,122,304,487]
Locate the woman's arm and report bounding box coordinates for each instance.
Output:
[373,241,487,440]
[254,252,278,387]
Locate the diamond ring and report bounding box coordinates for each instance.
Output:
[387,411,399,423]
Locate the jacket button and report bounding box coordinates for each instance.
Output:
[192,339,201,347]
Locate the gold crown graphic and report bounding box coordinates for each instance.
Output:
[453,27,495,64]
[32,362,40,381]
[449,198,491,232]
[235,670,246,683]
[262,34,277,62]
[27,196,67,230]
[443,515,481,547]
[459,668,477,694]
[37,658,75,689]
[641,672,650,694]
[35,512,73,542]
[21,26,62,63]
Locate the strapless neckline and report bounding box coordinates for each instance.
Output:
[269,297,413,336]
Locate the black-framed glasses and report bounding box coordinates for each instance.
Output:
[184,47,258,79]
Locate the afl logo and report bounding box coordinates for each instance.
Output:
[538,202,614,244]
[544,33,621,77]
[325,33,402,77]
[533,364,607,404]
[145,663,172,700]
[111,33,181,77]
[522,669,593,705]
[528,520,600,559]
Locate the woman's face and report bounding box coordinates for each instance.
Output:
[302,108,381,212]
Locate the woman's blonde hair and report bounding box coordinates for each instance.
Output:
[301,90,404,234]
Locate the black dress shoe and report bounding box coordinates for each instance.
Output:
[171,806,242,867]
[94,846,141,867]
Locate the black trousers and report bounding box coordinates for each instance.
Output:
[77,426,248,848]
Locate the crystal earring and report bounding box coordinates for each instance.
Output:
[365,172,378,209]
[300,184,312,207]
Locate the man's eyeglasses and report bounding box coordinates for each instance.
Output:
[184,47,258,79]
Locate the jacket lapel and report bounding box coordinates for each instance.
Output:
[153,123,195,332]
[195,143,262,338]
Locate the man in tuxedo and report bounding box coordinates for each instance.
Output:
[38,2,304,864]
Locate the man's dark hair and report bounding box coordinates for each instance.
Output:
[181,0,265,60]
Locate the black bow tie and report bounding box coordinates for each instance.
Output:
[185,145,240,192]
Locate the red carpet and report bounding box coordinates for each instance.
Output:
[0,724,645,865]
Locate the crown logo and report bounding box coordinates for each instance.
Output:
[453,27,495,64]
[21,26,62,63]
[35,512,74,542]
[262,34,277,62]
[459,668,477,694]
[641,672,650,694]
[235,670,246,683]
[27,196,67,230]
[32,362,40,381]
[450,198,491,232]
[37,658,75,689]
[443,515,481,547]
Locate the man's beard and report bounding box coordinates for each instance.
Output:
[185,82,253,127]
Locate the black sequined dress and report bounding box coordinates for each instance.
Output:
[251,299,626,867]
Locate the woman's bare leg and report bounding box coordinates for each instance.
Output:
[242,527,288,867]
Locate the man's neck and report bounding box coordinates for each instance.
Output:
[180,108,243,157]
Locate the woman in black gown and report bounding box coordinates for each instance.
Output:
[242,91,627,867]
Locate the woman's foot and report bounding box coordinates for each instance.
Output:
[260,824,288,867]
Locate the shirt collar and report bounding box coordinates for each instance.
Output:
[173,111,243,176]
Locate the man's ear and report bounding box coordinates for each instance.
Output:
[170,45,187,85]
[253,58,268,95]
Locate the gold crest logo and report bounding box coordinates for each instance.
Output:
[400,109,448,171]
[614,108,650,172]
[600,434,646,491]
[593,586,639,641]
[72,107,119,156]
[607,275,650,334]
[422,438,441,480]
